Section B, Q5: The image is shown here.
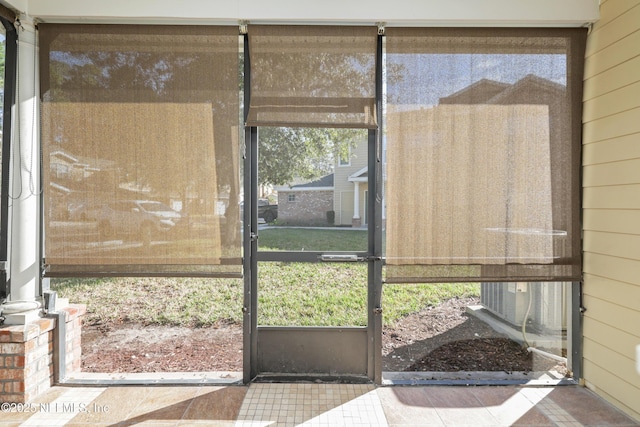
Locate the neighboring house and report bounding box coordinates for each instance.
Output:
[439,74,569,237]
[49,149,120,220]
[49,149,101,220]
[277,174,334,225]
[276,137,369,227]
[49,148,213,217]
[334,140,368,227]
[50,150,80,181]
[298,74,564,229]
[50,149,116,189]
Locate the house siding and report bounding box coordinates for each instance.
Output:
[582,0,640,421]
[334,138,368,225]
[338,191,354,226]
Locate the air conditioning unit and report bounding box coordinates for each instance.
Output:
[480,282,566,335]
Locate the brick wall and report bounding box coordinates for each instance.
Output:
[0,305,85,403]
[278,190,333,225]
[62,305,84,375]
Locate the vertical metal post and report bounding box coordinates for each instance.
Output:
[0,19,17,299]
[249,127,258,379]
[570,280,583,381]
[368,31,384,383]
[242,33,258,383]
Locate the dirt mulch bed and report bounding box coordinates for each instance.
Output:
[81,297,566,375]
[382,297,566,374]
[81,322,243,373]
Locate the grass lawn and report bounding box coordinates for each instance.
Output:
[50,227,480,328]
[257,227,367,252]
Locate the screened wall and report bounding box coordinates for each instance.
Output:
[38,24,586,281]
[384,28,586,283]
[39,25,242,276]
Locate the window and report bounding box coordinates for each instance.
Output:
[288,194,296,203]
[338,146,351,166]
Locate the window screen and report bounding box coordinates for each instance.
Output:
[246,25,377,129]
[39,24,242,276]
[384,28,586,283]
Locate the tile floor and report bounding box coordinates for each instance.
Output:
[0,384,637,426]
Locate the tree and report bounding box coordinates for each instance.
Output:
[258,127,365,187]
[250,49,375,187]
[249,36,405,187]
[44,39,240,205]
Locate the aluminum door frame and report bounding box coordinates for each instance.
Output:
[242,33,384,383]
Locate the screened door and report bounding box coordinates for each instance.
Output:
[252,128,373,378]
[244,26,383,380]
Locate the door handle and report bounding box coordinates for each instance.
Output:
[319,254,360,262]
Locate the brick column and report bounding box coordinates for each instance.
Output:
[0,305,85,403]
[63,305,85,375]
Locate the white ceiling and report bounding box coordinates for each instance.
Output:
[1,0,599,27]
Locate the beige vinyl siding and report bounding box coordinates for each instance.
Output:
[583,252,640,287]
[583,209,640,235]
[583,359,640,418]
[583,133,640,164]
[583,80,640,122]
[584,231,640,260]
[583,158,640,187]
[338,191,354,225]
[582,55,640,101]
[333,138,368,225]
[582,0,640,421]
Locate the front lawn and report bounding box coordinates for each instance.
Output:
[50,228,479,327]
[257,227,367,251]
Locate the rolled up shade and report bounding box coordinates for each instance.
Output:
[246,25,378,129]
[39,24,242,277]
[0,4,16,23]
[384,27,586,283]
